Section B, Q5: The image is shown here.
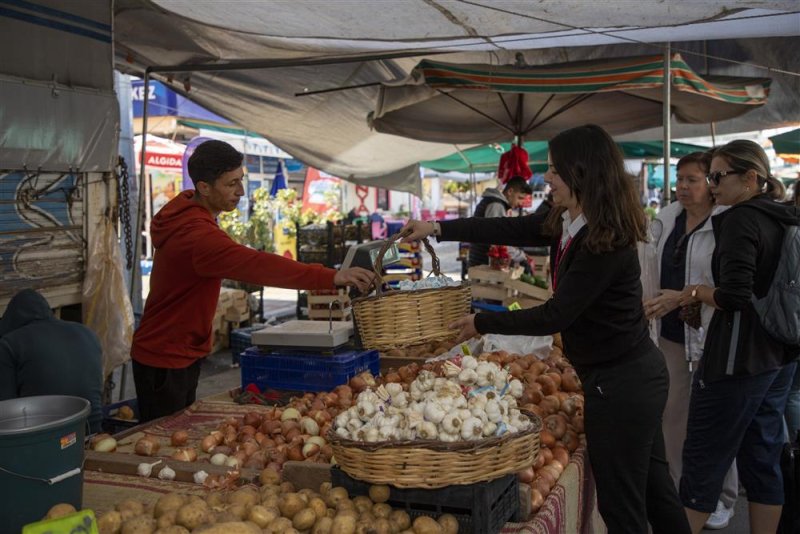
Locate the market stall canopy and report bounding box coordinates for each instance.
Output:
[421,140,709,174]
[371,54,770,145]
[770,128,800,155]
[113,1,800,195]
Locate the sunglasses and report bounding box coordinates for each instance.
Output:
[706,170,741,186]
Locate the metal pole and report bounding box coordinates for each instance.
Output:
[121,69,151,401]
[662,44,671,206]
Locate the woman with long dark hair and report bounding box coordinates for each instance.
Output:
[677,140,799,534]
[403,124,691,533]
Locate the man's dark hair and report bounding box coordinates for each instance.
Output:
[504,176,533,195]
[187,140,243,186]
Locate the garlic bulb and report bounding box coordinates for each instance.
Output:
[136,459,162,477]
[193,470,209,484]
[157,465,176,480]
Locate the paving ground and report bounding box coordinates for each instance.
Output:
[115,239,751,532]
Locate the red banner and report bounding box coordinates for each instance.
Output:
[302,167,341,212]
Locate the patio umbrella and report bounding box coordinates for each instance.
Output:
[769,128,800,163]
[370,54,770,145]
[420,140,708,174]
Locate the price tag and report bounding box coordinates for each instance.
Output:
[507,301,522,311]
[23,510,98,534]
[460,343,472,356]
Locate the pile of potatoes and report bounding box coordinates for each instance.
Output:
[81,469,459,534]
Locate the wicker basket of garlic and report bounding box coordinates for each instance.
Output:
[328,356,541,488]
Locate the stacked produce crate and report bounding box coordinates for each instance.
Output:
[306,288,352,321]
[211,288,251,353]
[382,240,423,288]
[468,264,523,302]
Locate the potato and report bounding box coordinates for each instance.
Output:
[262,494,280,510]
[319,482,333,496]
[175,503,211,530]
[267,517,293,532]
[154,493,186,518]
[368,484,390,504]
[214,510,240,523]
[330,514,357,534]
[352,496,373,514]
[278,493,306,519]
[308,496,328,519]
[206,492,226,509]
[437,514,459,534]
[293,508,317,530]
[156,510,177,530]
[153,526,189,534]
[225,503,248,521]
[121,514,156,534]
[248,504,279,528]
[325,487,349,508]
[298,488,317,500]
[280,481,296,493]
[412,516,442,534]
[97,510,123,534]
[373,518,393,534]
[312,516,334,534]
[389,510,411,532]
[46,503,76,520]
[372,503,392,519]
[191,522,259,534]
[229,488,259,508]
[259,468,281,486]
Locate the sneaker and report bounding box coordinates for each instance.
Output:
[704,500,734,530]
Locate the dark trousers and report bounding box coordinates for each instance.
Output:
[132,359,202,422]
[580,346,691,534]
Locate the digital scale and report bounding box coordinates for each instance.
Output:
[250,239,401,353]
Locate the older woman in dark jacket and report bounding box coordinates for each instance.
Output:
[678,140,799,534]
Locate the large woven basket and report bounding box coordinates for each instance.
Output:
[352,233,471,351]
[329,412,541,488]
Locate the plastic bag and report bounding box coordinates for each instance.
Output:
[83,217,134,377]
[430,333,553,361]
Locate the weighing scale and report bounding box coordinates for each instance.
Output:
[250,239,401,353]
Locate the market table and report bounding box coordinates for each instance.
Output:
[91,389,605,533]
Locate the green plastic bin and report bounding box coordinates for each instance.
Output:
[0,396,90,533]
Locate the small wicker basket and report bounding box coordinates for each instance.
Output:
[352,233,471,351]
[328,412,541,488]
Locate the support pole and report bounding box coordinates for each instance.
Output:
[662,44,671,206]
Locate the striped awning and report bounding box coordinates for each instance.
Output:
[371,54,770,145]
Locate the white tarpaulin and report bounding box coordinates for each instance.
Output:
[114,1,800,194]
[0,0,118,171]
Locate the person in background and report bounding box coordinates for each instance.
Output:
[0,289,103,433]
[132,140,374,422]
[404,124,691,534]
[468,175,533,268]
[645,199,660,220]
[643,152,738,530]
[677,140,799,534]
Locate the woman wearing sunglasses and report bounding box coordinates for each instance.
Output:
[677,140,799,534]
[642,151,737,529]
[402,124,691,534]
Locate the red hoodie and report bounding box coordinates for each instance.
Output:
[132,191,337,368]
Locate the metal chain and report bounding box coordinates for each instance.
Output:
[117,156,134,270]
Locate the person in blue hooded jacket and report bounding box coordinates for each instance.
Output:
[0,289,103,433]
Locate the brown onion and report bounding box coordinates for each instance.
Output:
[172,447,197,462]
[530,489,544,513]
[134,437,160,456]
[243,411,262,427]
[517,466,535,484]
[170,430,189,447]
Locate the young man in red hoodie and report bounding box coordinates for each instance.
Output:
[132,140,375,421]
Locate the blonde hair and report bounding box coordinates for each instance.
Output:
[712,140,785,200]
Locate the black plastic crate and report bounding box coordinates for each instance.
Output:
[331,467,519,534]
[101,398,140,435]
[229,324,265,365]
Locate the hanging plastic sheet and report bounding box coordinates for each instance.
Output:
[83,217,134,377]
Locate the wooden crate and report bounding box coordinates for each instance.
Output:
[506,278,551,302]
[469,265,522,302]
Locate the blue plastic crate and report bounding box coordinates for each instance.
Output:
[240,347,379,392]
[101,398,140,435]
[230,324,266,363]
